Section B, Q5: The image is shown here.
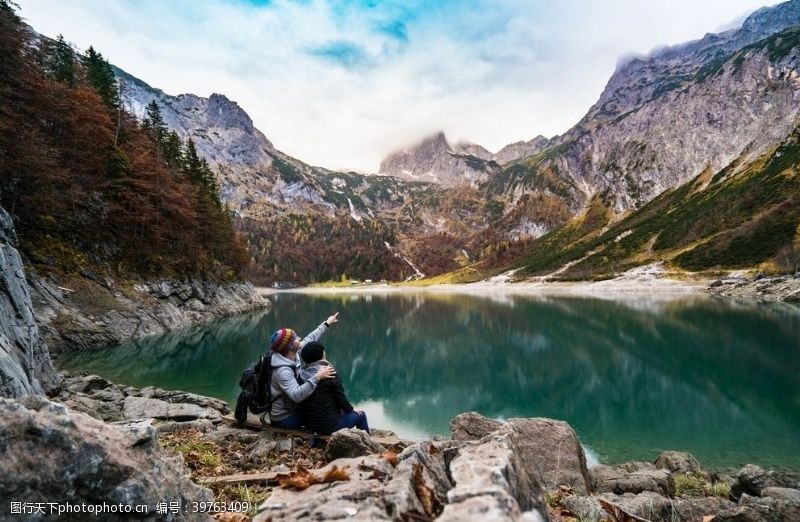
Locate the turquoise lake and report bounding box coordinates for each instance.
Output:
[57,291,800,471]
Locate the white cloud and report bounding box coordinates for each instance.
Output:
[16,0,780,172]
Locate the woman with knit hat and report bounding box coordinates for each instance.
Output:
[268,312,339,429]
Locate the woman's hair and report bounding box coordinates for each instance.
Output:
[300,342,325,364]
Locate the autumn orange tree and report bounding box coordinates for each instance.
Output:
[0,1,248,279]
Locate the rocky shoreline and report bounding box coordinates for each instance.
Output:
[1,371,796,521]
[29,271,270,353]
[706,274,800,302]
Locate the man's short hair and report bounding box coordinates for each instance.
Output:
[301,342,325,364]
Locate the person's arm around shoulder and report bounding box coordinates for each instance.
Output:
[275,365,333,403]
[300,312,340,348]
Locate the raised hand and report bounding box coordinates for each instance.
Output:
[326,312,340,326]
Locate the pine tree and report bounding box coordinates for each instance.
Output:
[142,100,167,146]
[182,137,203,181]
[199,157,221,206]
[163,130,182,168]
[82,46,119,108]
[49,34,76,86]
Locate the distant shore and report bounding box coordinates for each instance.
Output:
[259,264,800,302]
[258,264,708,300]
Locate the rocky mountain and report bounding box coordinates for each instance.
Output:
[378,131,500,186]
[378,132,551,187]
[115,0,800,283]
[493,135,550,165]
[491,0,800,215]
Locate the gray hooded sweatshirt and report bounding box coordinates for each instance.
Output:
[268,321,328,421]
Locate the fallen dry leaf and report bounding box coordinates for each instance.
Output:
[320,464,350,483]
[277,464,350,490]
[382,449,399,467]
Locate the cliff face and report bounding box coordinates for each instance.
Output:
[493,4,800,214]
[0,207,59,397]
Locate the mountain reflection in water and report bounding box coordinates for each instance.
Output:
[58,292,800,470]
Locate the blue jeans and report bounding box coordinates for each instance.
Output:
[335,410,370,434]
[271,409,304,429]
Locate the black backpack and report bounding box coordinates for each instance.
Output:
[234,353,293,423]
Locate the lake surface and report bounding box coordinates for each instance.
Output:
[58,291,800,471]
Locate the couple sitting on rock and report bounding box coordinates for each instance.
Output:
[267,312,369,437]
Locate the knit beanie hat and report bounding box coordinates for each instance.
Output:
[300,342,325,364]
[270,328,297,353]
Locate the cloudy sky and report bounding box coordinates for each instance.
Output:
[18,0,780,172]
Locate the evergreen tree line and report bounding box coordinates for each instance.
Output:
[0,1,248,278]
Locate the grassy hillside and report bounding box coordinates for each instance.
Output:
[513,127,800,280]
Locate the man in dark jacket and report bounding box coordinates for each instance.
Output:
[299,342,369,435]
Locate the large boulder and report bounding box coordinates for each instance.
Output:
[0,206,60,397]
[508,417,591,495]
[731,464,798,498]
[592,464,676,497]
[655,451,702,475]
[0,395,213,521]
[440,426,550,521]
[449,411,503,441]
[325,428,385,461]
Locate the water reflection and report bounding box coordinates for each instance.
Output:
[58,292,800,470]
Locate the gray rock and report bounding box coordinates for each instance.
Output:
[508,417,592,495]
[66,374,112,394]
[384,444,450,520]
[138,387,230,414]
[562,495,606,522]
[254,456,395,521]
[449,411,503,441]
[154,419,216,434]
[246,437,277,465]
[62,393,124,422]
[441,426,549,521]
[592,464,676,497]
[655,451,702,474]
[0,396,213,521]
[761,487,800,502]
[0,206,60,398]
[325,427,385,461]
[122,396,221,422]
[731,464,798,498]
[202,425,260,445]
[599,491,673,522]
[713,493,800,521]
[674,496,736,521]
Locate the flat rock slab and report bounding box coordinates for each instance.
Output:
[592,464,675,497]
[123,396,221,421]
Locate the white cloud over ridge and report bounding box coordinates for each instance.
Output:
[17,0,780,172]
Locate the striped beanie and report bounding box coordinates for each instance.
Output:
[270,328,298,353]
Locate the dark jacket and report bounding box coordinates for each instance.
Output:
[299,361,353,435]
